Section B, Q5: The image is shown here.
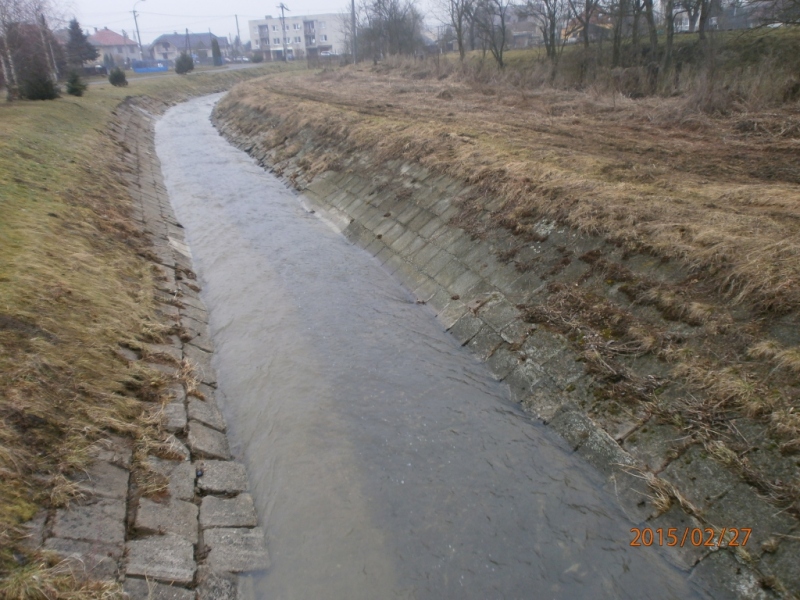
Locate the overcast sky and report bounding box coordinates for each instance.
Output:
[65,0,442,45]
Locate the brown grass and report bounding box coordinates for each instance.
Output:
[217,66,800,314]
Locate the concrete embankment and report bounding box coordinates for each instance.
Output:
[22,100,269,599]
[213,97,800,599]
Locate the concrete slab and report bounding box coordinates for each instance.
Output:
[195,460,249,494]
[44,537,122,580]
[163,403,187,433]
[200,494,258,529]
[188,399,226,432]
[124,578,195,600]
[660,446,740,511]
[125,535,196,585]
[135,498,199,543]
[204,527,270,573]
[188,422,231,460]
[184,344,217,386]
[51,498,126,545]
[148,456,196,501]
[72,461,129,500]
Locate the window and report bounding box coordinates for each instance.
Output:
[272,25,277,31]
[321,34,327,41]
[284,37,290,43]
[116,45,122,53]
[274,37,280,44]
[294,36,301,43]
[319,21,326,28]
[293,23,300,29]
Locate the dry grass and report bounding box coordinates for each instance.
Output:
[217,65,800,313]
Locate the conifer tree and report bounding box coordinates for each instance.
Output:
[66,18,97,67]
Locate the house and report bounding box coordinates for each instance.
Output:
[88,27,140,64]
[248,14,347,60]
[149,32,230,64]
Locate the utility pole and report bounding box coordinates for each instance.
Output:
[277,3,289,62]
[235,14,241,60]
[132,0,146,60]
[351,0,356,64]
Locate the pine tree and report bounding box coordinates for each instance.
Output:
[66,19,98,67]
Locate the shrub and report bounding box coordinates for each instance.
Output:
[251,52,263,63]
[66,70,87,96]
[108,67,127,87]
[20,75,59,100]
[175,53,194,75]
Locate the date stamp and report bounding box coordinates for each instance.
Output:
[630,527,751,548]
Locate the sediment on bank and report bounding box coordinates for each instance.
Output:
[213,70,800,599]
[0,69,281,597]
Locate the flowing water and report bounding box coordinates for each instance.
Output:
[155,95,711,600]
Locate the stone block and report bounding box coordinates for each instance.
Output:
[162,383,187,405]
[188,422,231,460]
[44,537,121,580]
[125,535,196,585]
[761,537,800,597]
[180,304,209,325]
[660,446,740,511]
[145,362,180,379]
[479,298,519,332]
[466,328,504,361]
[73,461,129,500]
[704,483,796,552]
[195,460,248,494]
[135,498,199,544]
[575,428,636,476]
[646,505,709,569]
[52,498,126,545]
[200,494,258,529]
[485,346,520,380]
[163,403,187,433]
[188,399,226,432]
[689,550,772,600]
[124,577,195,600]
[547,408,594,450]
[449,314,484,346]
[196,568,239,600]
[204,527,270,573]
[184,344,217,386]
[148,457,196,501]
[623,422,683,473]
[163,435,191,461]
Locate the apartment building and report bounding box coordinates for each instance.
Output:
[249,13,346,60]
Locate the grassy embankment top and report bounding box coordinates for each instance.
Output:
[0,64,288,596]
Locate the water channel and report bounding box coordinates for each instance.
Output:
[155,95,713,600]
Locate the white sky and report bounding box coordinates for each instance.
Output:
[65,0,442,45]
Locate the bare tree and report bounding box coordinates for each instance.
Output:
[357,0,425,59]
[523,0,566,63]
[472,0,511,68]
[444,0,474,60]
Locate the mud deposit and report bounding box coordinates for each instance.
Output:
[155,95,714,600]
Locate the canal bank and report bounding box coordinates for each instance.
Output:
[211,80,799,598]
[155,93,724,599]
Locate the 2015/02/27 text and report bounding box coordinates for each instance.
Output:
[630,527,751,548]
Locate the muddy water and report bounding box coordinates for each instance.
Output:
[155,95,708,600]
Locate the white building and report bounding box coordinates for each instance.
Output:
[249,13,347,60]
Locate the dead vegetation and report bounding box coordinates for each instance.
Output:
[215,62,800,519]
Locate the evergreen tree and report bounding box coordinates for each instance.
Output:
[211,38,222,66]
[66,70,87,95]
[175,52,194,74]
[66,19,98,67]
[108,66,127,86]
